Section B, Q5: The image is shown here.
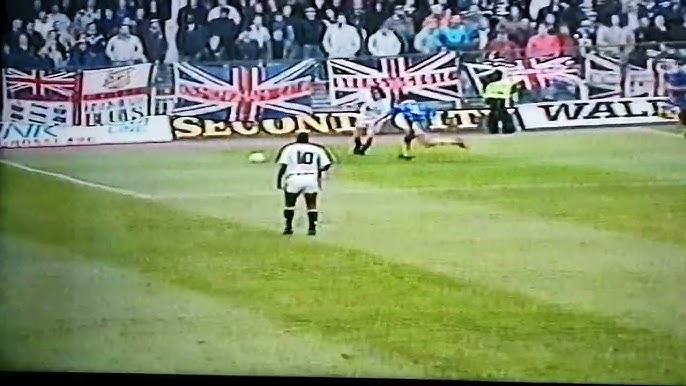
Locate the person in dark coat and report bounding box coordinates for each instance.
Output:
[208,7,238,59]
[177,14,208,61]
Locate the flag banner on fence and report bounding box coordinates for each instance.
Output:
[582,54,657,99]
[461,54,671,102]
[461,56,585,100]
[79,63,154,126]
[2,68,78,126]
[172,60,316,122]
[327,51,462,106]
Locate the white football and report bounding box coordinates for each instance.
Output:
[248,152,267,163]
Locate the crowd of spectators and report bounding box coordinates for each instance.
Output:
[3,0,686,70]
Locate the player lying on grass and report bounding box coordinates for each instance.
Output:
[395,99,468,160]
[275,132,334,236]
[352,86,393,155]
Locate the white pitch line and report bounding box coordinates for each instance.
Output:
[0,159,154,200]
[152,180,686,200]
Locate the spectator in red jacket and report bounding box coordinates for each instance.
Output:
[526,23,562,59]
[486,24,522,62]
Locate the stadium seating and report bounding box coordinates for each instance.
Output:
[3,0,686,69]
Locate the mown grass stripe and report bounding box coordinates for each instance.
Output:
[2,164,685,384]
[330,148,686,247]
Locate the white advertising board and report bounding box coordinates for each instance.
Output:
[1,115,172,149]
[518,97,678,130]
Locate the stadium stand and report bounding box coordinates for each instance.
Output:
[4,0,686,69]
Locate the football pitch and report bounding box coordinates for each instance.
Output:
[1,127,685,383]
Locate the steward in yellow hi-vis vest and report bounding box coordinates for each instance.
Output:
[483,72,523,134]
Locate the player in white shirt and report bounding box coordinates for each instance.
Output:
[275,132,335,236]
[353,86,393,155]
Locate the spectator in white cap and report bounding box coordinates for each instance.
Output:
[322,14,360,58]
[105,22,147,64]
[368,27,402,57]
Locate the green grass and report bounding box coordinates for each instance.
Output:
[1,130,686,383]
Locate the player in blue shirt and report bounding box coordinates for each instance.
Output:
[393,100,468,160]
[665,68,686,137]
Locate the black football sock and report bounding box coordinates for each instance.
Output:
[361,137,373,152]
[402,134,413,156]
[284,208,295,229]
[307,210,318,230]
[354,137,362,150]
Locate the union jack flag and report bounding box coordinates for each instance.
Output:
[327,51,462,106]
[172,60,316,122]
[3,68,78,101]
[2,68,78,126]
[462,56,585,99]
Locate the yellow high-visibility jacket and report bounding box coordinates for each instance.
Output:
[483,78,516,100]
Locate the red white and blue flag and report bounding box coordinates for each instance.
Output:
[2,68,79,126]
[327,51,461,106]
[461,56,583,98]
[172,60,316,122]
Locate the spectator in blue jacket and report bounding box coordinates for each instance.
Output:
[438,15,479,52]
